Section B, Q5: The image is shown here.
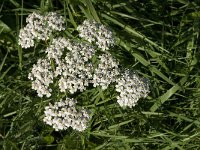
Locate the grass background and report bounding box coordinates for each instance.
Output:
[0,0,200,149]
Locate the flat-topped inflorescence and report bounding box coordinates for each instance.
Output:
[115,69,150,108]
[25,14,150,107]
[19,12,65,48]
[45,12,66,31]
[45,37,72,63]
[28,58,54,97]
[43,98,90,131]
[77,20,115,51]
[20,12,150,132]
[49,39,96,94]
[92,53,120,90]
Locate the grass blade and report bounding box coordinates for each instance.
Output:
[101,13,169,53]
[0,51,8,72]
[150,76,188,112]
[0,65,14,80]
[83,0,100,22]
[67,4,77,28]
[119,39,175,85]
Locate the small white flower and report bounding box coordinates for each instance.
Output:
[115,70,150,108]
[28,59,54,97]
[43,98,90,131]
[19,12,65,48]
[45,12,66,31]
[92,53,120,90]
[50,41,95,94]
[77,20,115,51]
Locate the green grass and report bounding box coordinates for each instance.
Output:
[0,0,200,149]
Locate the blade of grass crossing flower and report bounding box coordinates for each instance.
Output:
[83,0,100,22]
[118,26,169,71]
[119,40,175,85]
[118,39,150,66]
[101,13,169,53]
[150,76,188,112]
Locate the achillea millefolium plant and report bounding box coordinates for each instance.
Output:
[19,12,149,132]
[1,0,200,149]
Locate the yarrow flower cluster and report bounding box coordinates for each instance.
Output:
[45,37,95,93]
[20,12,150,132]
[56,41,95,94]
[92,53,119,90]
[19,12,65,48]
[77,20,115,51]
[29,37,96,96]
[115,70,150,108]
[28,59,53,97]
[45,37,71,63]
[45,12,66,31]
[43,98,90,131]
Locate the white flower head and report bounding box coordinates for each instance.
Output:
[50,40,95,94]
[77,20,115,51]
[45,37,71,63]
[43,98,90,131]
[92,53,120,90]
[115,69,150,108]
[45,12,66,31]
[19,12,66,48]
[28,58,54,97]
